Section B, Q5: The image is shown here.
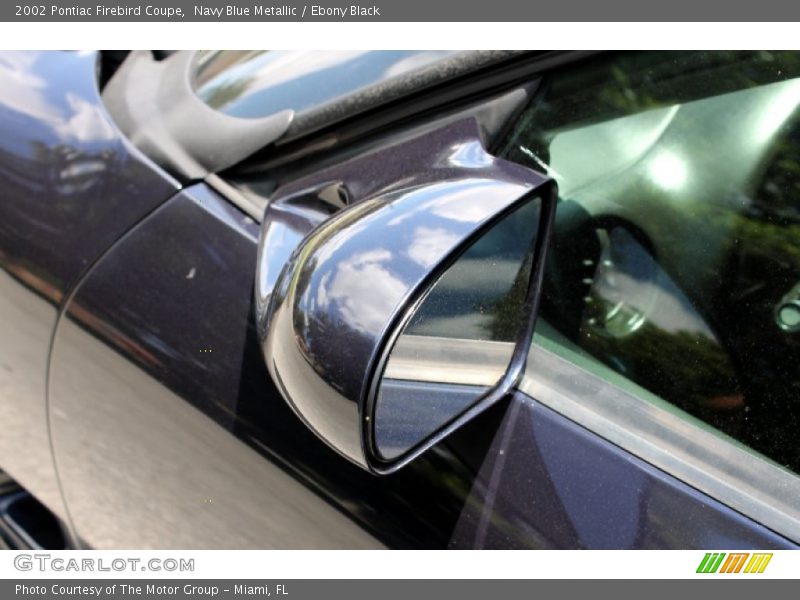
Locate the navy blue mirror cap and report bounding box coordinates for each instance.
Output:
[257,119,554,471]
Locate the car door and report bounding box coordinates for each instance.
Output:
[47,50,799,548]
[0,50,180,545]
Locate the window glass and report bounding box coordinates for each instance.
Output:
[501,51,800,474]
[193,50,455,118]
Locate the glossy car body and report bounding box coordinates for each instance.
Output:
[0,50,797,549]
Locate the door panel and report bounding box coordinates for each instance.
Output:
[48,184,476,548]
[49,185,382,547]
[47,182,790,548]
[0,50,178,522]
[450,393,794,549]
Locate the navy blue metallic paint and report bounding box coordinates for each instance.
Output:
[0,51,177,523]
[0,51,791,549]
[48,189,792,548]
[0,52,177,299]
[50,186,469,547]
[450,394,793,549]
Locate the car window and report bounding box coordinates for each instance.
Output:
[501,51,800,475]
[192,50,456,118]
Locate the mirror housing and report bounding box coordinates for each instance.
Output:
[257,120,555,472]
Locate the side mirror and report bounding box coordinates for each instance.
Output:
[256,120,555,473]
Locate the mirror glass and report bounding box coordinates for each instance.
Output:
[373,196,542,460]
